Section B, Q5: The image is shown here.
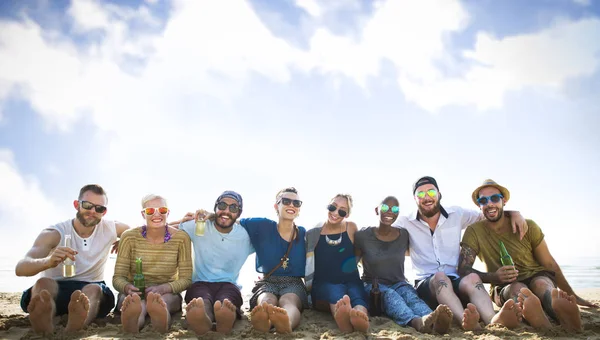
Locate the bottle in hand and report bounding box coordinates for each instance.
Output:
[63,234,76,277]
[133,257,146,299]
[499,241,515,266]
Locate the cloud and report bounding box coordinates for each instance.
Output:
[572,0,591,6]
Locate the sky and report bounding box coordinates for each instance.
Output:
[1,0,599,291]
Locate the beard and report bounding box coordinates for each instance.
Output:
[484,205,504,222]
[76,210,102,227]
[214,212,235,229]
[418,200,441,218]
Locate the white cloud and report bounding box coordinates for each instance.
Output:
[295,0,323,17]
[572,0,591,6]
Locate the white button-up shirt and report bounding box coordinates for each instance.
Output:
[393,206,482,281]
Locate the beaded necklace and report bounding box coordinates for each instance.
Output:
[141,225,171,243]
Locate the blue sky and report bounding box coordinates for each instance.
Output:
[1,0,599,290]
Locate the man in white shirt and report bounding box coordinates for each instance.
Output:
[393,176,527,330]
[15,184,130,335]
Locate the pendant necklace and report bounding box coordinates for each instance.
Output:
[325,223,343,246]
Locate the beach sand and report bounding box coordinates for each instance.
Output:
[1,289,599,339]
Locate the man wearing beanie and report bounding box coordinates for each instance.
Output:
[176,190,254,335]
[392,176,528,330]
[458,179,597,331]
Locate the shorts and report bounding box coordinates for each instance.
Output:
[311,280,367,311]
[20,280,115,318]
[493,270,556,306]
[249,276,308,310]
[414,274,463,308]
[184,281,243,318]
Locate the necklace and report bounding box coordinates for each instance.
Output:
[141,225,171,243]
[325,222,343,246]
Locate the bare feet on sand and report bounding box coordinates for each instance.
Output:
[267,304,292,334]
[65,290,90,332]
[551,288,583,332]
[349,308,369,333]
[490,299,522,329]
[461,303,481,331]
[250,302,271,333]
[27,290,55,334]
[215,299,236,334]
[518,288,551,329]
[420,304,453,334]
[146,292,170,333]
[185,298,212,335]
[121,294,142,333]
[334,295,353,333]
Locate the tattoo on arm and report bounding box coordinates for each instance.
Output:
[436,280,448,295]
[458,246,496,283]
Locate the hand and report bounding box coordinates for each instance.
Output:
[180,212,195,223]
[110,240,120,254]
[195,209,210,222]
[494,265,518,284]
[45,246,77,269]
[510,211,528,240]
[124,284,142,296]
[575,295,599,308]
[145,284,172,295]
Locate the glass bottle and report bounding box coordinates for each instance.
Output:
[369,277,382,316]
[195,217,206,236]
[133,257,145,299]
[63,234,76,277]
[499,241,515,266]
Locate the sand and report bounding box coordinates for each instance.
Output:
[1,289,599,339]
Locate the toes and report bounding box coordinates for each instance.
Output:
[551,288,559,299]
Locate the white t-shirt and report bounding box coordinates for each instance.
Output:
[41,219,118,282]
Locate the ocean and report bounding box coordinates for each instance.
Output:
[1,254,599,295]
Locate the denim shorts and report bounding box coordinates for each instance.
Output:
[311,279,367,310]
[20,280,115,318]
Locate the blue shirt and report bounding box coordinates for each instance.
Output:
[180,220,254,288]
[240,218,306,277]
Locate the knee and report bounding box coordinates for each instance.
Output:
[459,273,483,293]
[506,283,526,297]
[81,284,103,301]
[431,273,452,290]
[33,277,57,292]
[530,279,552,294]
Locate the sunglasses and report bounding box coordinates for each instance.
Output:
[416,189,438,199]
[143,207,169,215]
[327,204,348,217]
[477,194,504,206]
[80,200,107,213]
[278,198,303,208]
[216,201,241,213]
[380,204,399,214]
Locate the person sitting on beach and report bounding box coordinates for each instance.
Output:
[305,193,369,333]
[15,184,130,335]
[393,176,527,330]
[175,191,254,335]
[113,194,192,333]
[458,179,598,332]
[354,195,453,334]
[241,187,308,334]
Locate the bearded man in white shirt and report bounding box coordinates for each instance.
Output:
[392,176,528,330]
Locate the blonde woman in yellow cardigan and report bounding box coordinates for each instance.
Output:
[113,194,192,333]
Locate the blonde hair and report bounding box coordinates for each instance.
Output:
[141,194,168,208]
[330,193,353,215]
[275,187,298,202]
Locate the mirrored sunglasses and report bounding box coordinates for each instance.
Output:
[416,189,438,199]
[143,206,169,215]
[380,204,399,214]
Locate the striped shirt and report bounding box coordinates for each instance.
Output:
[113,226,192,294]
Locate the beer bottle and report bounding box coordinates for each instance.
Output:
[499,241,515,266]
[63,234,76,277]
[133,257,146,299]
[369,277,382,317]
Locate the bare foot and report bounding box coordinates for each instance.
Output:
[461,303,481,331]
[551,289,582,332]
[491,299,522,329]
[432,304,453,334]
[185,298,212,335]
[349,308,369,333]
[250,302,271,333]
[27,290,55,335]
[215,299,236,334]
[267,304,292,334]
[518,288,551,329]
[333,295,353,333]
[146,292,170,333]
[121,294,142,333]
[411,316,427,333]
[65,290,90,332]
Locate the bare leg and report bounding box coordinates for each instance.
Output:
[432,304,453,334]
[551,289,582,332]
[185,298,212,335]
[461,303,481,331]
[429,273,467,327]
[28,289,56,334]
[490,299,522,329]
[267,304,292,334]
[276,293,302,332]
[121,294,143,333]
[250,301,271,333]
[65,290,90,332]
[331,295,353,333]
[459,274,495,327]
[146,292,174,333]
[518,288,551,329]
[79,284,104,326]
[214,299,236,334]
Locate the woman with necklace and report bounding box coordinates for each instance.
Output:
[239,187,307,334]
[354,196,453,334]
[305,194,369,333]
[113,194,192,333]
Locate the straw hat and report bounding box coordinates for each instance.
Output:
[471,179,510,206]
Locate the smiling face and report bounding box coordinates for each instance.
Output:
[275,191,301,221]
[327,195,350,224]
[214,197,240,229]
[414,183,441,218]
[478,186,506,222]
[142,197,169,229]
[378,197,400,226]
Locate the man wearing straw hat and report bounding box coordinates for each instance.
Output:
[458,179,597,331]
